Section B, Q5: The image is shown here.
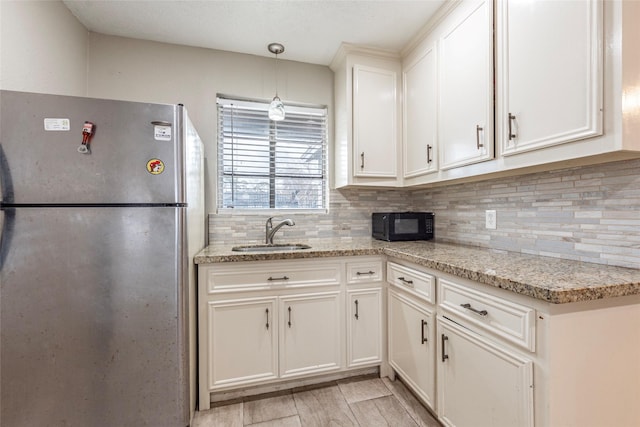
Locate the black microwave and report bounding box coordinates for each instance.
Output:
[372,212,435,241]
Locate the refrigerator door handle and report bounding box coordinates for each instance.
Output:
[0,208,14,270]
[0,145,13,269]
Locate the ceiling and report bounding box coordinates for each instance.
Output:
[62,0,446,66]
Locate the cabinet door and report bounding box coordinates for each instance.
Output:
[403,43,438,177]
[498,0,603,155]
[207,297,278,389]
[439,0,494,169]
[353,64,398,178]
[437,317,534,427]
[388,290,436,410]
[347,288,382,367]
[279,292,342,378]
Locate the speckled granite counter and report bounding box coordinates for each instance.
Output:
[194,239,640,304]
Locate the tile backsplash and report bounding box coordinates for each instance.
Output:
[208,188,410,245]
[209,158,640,269]
[413,159,640,268]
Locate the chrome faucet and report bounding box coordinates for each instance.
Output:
[265,217,295,244]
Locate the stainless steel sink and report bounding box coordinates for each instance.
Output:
[231,243,312,252]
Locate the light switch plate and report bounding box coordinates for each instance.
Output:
[485,210,497,229]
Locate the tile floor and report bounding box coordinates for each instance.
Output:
[193,376,442,427]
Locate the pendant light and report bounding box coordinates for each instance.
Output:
[267,42,285,121]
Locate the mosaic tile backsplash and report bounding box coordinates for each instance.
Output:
[209,158,640,269]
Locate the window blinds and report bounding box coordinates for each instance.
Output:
[217,97,327,210]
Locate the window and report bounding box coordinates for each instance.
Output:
[217,96,327,211]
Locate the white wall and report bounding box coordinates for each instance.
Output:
[0,0,88,95]
[86,33,334,214]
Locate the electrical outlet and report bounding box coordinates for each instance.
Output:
[485,210,497,229]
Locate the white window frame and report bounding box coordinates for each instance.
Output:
[216,95,328,213]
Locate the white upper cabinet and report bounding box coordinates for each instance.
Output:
[331,45,402,188]
[335,0,640,189]
[402,0,494,187]
[439,0,494,169]
[497,0,603,155]
[353,65,399,178]
[403,42,438,178]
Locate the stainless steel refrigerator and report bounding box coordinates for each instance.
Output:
[0,90,205,426]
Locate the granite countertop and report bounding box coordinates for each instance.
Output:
[194,238,640,304]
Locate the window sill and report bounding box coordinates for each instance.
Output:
[214,208,329,216]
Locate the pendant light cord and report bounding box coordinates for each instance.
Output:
[274,51,279,98]
[267,43,286,121]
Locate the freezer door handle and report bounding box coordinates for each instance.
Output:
[0,140,16,205]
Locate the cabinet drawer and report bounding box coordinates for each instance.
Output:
[439,278,535,352]
[387,261,435,304]
[202,260,341,293]
[346,259,383,284]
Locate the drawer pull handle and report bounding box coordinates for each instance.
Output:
[441,334,449,362]
[421,319,428,344]
[265,308,270,330]
[398,277,414,286]
[268,276,289,281]
[288,306,292,328]
[355,299,359,320]
[427,144,433,164]
[461,303,488,317]
[356,270,375,276]
[360,152,365,169]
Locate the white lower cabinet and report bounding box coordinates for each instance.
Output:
[388,289,436,409]
[203,291,342,405]
[437,317,534,427]
[202,255,640,425]
[387,259,534,425]
[347,288,383,367]
[279,292,341,377]
[207,297,278,389]
[388,258,640,427]
[198,256,384,410]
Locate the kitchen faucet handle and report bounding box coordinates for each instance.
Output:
[265,217,275,244]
